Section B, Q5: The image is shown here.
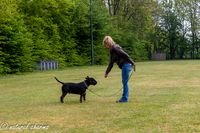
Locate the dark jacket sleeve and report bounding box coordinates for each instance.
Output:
[105,53,114,75]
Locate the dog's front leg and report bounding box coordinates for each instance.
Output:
[83,93,86,101]
[80,94,83,103]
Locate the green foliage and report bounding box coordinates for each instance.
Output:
[1,18,34,73]
[72,0,110,65]
[0,0,34,74]
[20,0,80,66]
[154,0,200,59]
[103,0,156,61]
[0,0,199,74]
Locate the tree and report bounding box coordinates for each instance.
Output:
[155,0,199,59]
[72,0,112,64]
[103,0,157,60]
[0,0,34,74]
[187,0,200,59]
[19,0,82,66]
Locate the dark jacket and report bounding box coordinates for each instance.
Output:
[105,44,135,75]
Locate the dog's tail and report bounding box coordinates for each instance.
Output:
[54,77,64,84]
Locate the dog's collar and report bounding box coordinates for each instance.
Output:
[84,81,88,88]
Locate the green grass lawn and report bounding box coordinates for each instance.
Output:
[0,60,200,133]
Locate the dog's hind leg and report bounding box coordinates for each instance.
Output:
[60,92,67,103]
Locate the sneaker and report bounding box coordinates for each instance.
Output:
[116,99,128,103]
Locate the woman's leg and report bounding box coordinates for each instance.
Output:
[120,63,132,102]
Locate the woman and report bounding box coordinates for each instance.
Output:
[103,36,136,103]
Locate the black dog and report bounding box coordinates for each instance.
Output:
[55,76,97,103]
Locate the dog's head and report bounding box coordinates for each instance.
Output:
[85,76,97,86]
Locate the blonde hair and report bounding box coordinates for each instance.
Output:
[103,36,115,47]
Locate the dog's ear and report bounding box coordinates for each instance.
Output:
[85,76,89,79]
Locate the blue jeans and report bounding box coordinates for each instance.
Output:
[121,63,132,101]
